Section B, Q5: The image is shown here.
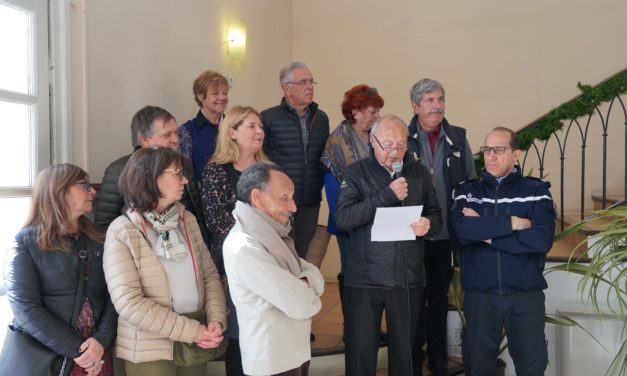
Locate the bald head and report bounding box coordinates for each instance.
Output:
[371,115,408,140]
[370,115,409,170]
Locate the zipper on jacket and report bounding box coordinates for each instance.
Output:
[303,110,317,164]
[401,242,407,289]
[494,184,503,295]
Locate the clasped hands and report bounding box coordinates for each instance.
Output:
[193,321,224,349]
[74,337,104,375]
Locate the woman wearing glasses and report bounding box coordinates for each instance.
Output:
[320,84,384,313]
[200,105,266,375]
[103,147,226,375]
[4,164,116,375]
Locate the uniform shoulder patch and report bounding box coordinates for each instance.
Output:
[456,178,477,189]
[525,176,551,188]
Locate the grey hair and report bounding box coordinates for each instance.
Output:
[236,162,286,204]
[370,115,408,143]
[130,105,175,148]
[279,61,309,86]
[409,78,445,104]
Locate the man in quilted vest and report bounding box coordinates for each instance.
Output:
[408,79,476,376]
[261,62,329,260]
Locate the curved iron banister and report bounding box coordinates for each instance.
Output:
[515,68,627,151]
[476,68,627,233]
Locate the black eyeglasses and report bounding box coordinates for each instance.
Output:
[75,180,92,192]
[373,135,407,153]
[287,79,317,87]
[480,146,511,156]
[163,168,185,180]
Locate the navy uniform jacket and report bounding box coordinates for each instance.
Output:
[450,168,556,294]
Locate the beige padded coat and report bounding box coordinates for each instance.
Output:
[103,203,226,363]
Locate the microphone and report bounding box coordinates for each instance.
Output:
[392,161,402,180]
[392,161,404,205]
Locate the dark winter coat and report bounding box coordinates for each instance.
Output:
[407,116,476,241]
[4,227,117,358]
[335,150,442,288]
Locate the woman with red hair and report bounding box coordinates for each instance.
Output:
[320,84,384,312]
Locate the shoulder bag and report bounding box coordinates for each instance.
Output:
[0,246,89,376]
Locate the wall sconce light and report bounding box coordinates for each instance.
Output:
[226,23,246,61]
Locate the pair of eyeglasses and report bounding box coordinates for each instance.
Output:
[287,79,317,87]
[163,168,185,180]
[373,135,407,153]
[363,87,378,96]
[75,181,92,192]
[480,146,511,156]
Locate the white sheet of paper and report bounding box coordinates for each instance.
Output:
[371,205,424,241]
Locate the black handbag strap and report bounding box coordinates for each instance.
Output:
[70,239,89,327]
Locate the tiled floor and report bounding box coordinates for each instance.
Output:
[311,282,465,375]
[311,284,348,355]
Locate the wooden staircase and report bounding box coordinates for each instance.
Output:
[549,193,624,261]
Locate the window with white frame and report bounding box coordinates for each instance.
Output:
[0,0,50,293]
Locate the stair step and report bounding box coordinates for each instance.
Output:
[555,215,589,252]
[559,213,614,233]
[591,193,624,210]
[547,238,589,262]
[555,210,618,257]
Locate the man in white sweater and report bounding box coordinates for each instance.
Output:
[223,162,325,376]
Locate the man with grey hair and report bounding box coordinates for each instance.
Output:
[408,79,476,375]
[261,62,329,261]
[94,106,208,246]
[223,162,324,375]
[336,115,442,376]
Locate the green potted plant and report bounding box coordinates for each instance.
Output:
[448,205,622,376]
[550,202,627,376]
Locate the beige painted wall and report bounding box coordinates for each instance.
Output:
[70,0,292,175]
[293,0,627,279]
[69,0,627,280]
[292,0,627,145]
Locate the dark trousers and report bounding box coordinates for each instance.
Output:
[272,360,310,376]
[291,204,320,259]
[344,286,423,376]
[462,291,547,376]
[412,239,453,374]
[336,232,348,274]
[122,360,205,376]
[225,338,244,376]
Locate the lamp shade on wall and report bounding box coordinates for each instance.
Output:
[226,22,246,62]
